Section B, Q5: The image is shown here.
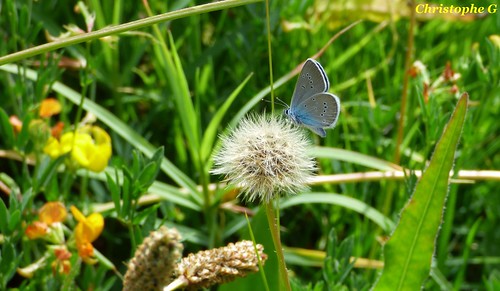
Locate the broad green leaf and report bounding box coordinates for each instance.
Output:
[373,93,468,290]
[219,209,279,291]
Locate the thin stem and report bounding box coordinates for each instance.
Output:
[265,0,275,114]
[387,0,416,217]
[265,201,291,291]
[394,0,416,165]
[88,169,500,213]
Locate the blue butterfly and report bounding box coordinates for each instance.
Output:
[284,58,341,137]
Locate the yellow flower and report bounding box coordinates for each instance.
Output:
[52,247,72,275]
[44,125,112,172]
[25,221,49,239]
[39,98,62,118]
[71,206,104,264]
[39,201,67,224]
[25,202,67,240]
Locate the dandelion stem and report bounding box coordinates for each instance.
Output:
[265,201,291,291]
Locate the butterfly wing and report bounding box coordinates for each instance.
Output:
[290,58,330,108]
[293,92,341,134]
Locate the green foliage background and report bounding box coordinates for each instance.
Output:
[0,0,499,290]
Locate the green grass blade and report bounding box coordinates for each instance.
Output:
[373,93,469,290]
[200,73,253,163]
[0,108,15,149]
[165,32,201,162]
[309,146,402,171]
[280,193,395,232]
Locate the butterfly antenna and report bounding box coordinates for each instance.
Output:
[275,97,289,108]
[262,96,289,108]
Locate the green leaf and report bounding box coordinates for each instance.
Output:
[132,204,160,225]
[7,210,21,233]
[20,188,33,212]
[309,147,402,171]
[453,218,482,289]
[122,174,132,217]
[136,162,160,194]
[0,199,8,234]
[280,193,394,232]
[148,181,200,211]
[136,147,164,192]
[34,155,66,193]
[106,171,121,215]
[0,242,19,288]
[167,32,201,159]
[0,108,14,149]
[373,93,469,290]
[131,150,141,175]
[150,146,165,167]
[324,229,355,289]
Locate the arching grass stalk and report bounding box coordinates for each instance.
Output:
[0,0,262,65]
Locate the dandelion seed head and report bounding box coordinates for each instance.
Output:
[212,115,315,203]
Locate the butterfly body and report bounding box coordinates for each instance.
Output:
[284,58,340,137]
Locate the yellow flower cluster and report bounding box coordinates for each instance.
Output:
[20,202,105,277]
[71,206,104,264]
[44,125,112,172]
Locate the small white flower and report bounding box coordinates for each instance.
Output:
[212,114,315,203]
